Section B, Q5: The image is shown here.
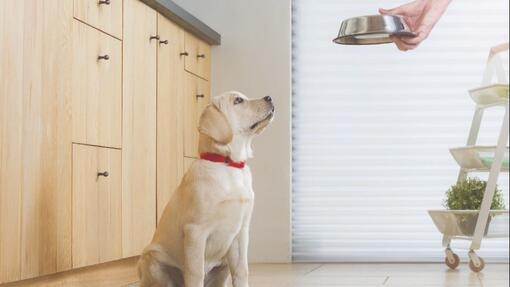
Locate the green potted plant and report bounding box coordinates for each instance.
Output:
[444,177,506,236]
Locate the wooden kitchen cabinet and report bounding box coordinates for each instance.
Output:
[0,0,73,283]
[72,20,122,148]
[1,0,216,284]
[72,144,122,268]
[156,15,186,222]
[73,0,123,39]
[184,32,211,80]
[184,73,211,158]
[122,0,158,257]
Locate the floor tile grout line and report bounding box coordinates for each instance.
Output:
[303,264,323,276]
[476,272,484,287]
[382,276,390,285]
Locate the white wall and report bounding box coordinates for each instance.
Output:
[172,0,292,262]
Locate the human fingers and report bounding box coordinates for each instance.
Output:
[379,7,404,16]
[390,36,418,51]
[395,31,427,45]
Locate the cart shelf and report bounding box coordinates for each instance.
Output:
[469,84,509,107]
[449,145,509,172]
[428,210,509,238]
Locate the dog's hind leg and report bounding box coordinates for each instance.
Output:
[204,265,230,287]
[138,250,183,287]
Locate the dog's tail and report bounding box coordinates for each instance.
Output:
[137,244,183,287]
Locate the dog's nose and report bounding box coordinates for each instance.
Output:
[264,96,272,102]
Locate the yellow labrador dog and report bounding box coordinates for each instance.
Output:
[138,91,274,287]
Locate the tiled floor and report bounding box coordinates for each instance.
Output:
[128,263,509,287]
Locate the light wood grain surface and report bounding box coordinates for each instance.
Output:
[72,144,122,268]
[184,32,210,80]
[17,0,74,280]
[73,0,123,39]
[183,73,210,158]
[72,20,122,148]
[156,14,185,222]
[122,0,158,257]
[0,0,24,283]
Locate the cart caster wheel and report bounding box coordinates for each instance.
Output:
[445,253,460,270]
[469,256,485,272]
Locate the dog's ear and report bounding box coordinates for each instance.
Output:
[198,105,233,145]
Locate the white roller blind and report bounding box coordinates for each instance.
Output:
[292,0,509,262]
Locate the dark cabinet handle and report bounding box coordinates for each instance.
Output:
[196,94,205,98]
[97,171,109,177]
[197,54,206,59]
[98,0,111,5]
[159,40,168,45]
[97,55,110,60]
[150,35,160,41]
[180,51,189,56]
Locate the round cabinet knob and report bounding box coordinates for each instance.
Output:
[159,40,169,45]
[97,54,110,60]
[150,35,160,41]
[97,171,109,177]
[196,94,205,98]
[197,54,206,59]
[180,51,189,56]
[98,0,111,5]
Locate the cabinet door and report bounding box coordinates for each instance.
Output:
[0,0,24,283]
[184,32,211,80]
[74,0,123,39]
[156,15,185,222]
[183,73,210,158]
[122,0,157,257]
[184,157,195,172]
[72,20,122,148]
[72,144,122,268]
[15,0,73,281]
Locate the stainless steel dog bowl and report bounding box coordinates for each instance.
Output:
[333,15,416,45]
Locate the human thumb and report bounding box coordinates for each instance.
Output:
[379,7,402,16]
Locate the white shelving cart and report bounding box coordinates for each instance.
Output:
[429,43,510,272]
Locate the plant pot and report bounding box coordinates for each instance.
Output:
[456,213,491,236]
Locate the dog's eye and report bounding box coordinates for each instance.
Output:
[233,97,244,105]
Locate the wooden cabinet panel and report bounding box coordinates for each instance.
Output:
[0,0,24,283]
[72,20,122,148]
[18,0,74,280]
[156,15,185,222]
[184,157,195,172]
[184,32,211,80]
[122,0,157,257]
[1,1,73,282]
[74,0,123,39]
[183,73,210,158]
[72,144,122,268]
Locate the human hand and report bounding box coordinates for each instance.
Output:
[379,0,452,51]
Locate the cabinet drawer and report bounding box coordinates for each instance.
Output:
[74,0,122,39]
[72,20,122,148]
[184,73,210,158]
[72,144,122,268]
[184,32,210,80]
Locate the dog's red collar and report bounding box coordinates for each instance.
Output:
[200,153,246,169]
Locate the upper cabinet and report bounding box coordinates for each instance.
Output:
[74,0,123,39]
[184,32,211,81]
